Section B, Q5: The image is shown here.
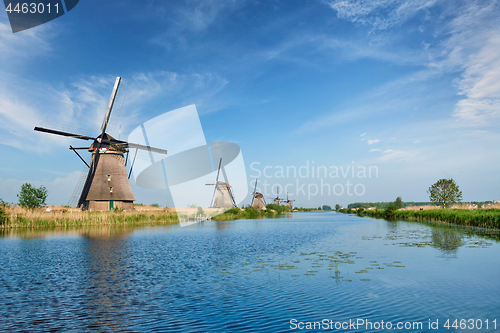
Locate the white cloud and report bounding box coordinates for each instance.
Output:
[325,1,500,129]
[325,0,438,30]
[0,171,81,205]
[379,149,414,162]
[0,18,54,69]
[360,132,367,136]
[0,71,228,153]
[453,99,500,125]
[369,148,381,152]
[367,139,380,144]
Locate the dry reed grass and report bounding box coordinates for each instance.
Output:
[1,205,179,229]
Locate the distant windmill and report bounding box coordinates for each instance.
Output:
[206,158,237,208]
[285,192,295,209]
[273,187,286,206]
[34,77,168,211]
[250,179,266,210]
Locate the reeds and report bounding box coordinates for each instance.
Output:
[343,207,500,229]
[1,206,179,229]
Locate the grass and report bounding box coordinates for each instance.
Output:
[0,206,179,229]
[339,207,500,229]
[212,206,291,221]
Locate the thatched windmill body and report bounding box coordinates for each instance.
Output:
[250,179,266,210]
[34,77,168,211]
[273,187,286,206]
[285,192,295,209]
[206,158,237,208]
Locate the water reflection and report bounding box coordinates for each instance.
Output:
[431,228,463,254]
[81,231,131,331]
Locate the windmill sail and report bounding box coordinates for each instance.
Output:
[206,158,236,209]
[34,77,168,211]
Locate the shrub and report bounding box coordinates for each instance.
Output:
[0,205,7,226]
[17,183,48,209]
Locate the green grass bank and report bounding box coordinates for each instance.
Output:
[339,207,500,229]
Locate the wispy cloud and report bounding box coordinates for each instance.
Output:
[321,0,500,131]
[325,0,438,31]
[453,98,500,126]
[367,139,380,144]
[369,148,381,152]
[379,149,414,162]
[0,71,228,153]
[360,132,366,136]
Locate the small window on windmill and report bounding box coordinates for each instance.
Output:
[110,187,113,193]
[108,175,111,182]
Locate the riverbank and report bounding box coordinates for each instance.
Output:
[339,207,500,229]
[212,206,289,221]
[0,206,179,229]
[0,204,314,228]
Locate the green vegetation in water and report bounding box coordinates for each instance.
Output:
[339,208,500,229]
[212,249,407,283]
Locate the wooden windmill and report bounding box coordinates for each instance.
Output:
[250,179,266,210]
[273,187,286,206]
[34,77,168,211]
[285,192,295,209]
[206,158,237,208]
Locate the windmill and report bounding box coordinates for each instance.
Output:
[34,77,168,211]
[250,179,266,210]
[206,158,237,208]
[285,192,295,209]
[273,187,286,206]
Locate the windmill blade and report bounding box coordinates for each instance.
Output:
[251,178,258,206]
[77,148,101,208]
[34,127,95,141]
[100,138,168,155]
[101,77,121,135]
[210,158,223,207]
[69,146,90,168]
[229,187,237,208]
[128,149,138,179]
[121,142,167,155]
[215,158,222,183]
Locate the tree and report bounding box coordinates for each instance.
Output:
[335,204,341,211]
[384,203,398,219]
[394,197,403,209]
[322,205,332,211]
[427,178,462,208]
[17,183,48,209]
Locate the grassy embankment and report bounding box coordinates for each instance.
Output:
[211,205,313,221]
[0,205,179,229]
[339,207,500,229]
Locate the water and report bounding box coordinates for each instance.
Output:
[1,212,499,332]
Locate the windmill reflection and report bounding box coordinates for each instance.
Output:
[80,226,133,331]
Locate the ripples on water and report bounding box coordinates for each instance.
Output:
[0,213,499,332]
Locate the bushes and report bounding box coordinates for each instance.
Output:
[0,206,7,226]
[265,204,290,214]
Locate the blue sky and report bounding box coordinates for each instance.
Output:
[0,0,499,207]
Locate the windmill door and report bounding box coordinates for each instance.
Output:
[109,201,114,211]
